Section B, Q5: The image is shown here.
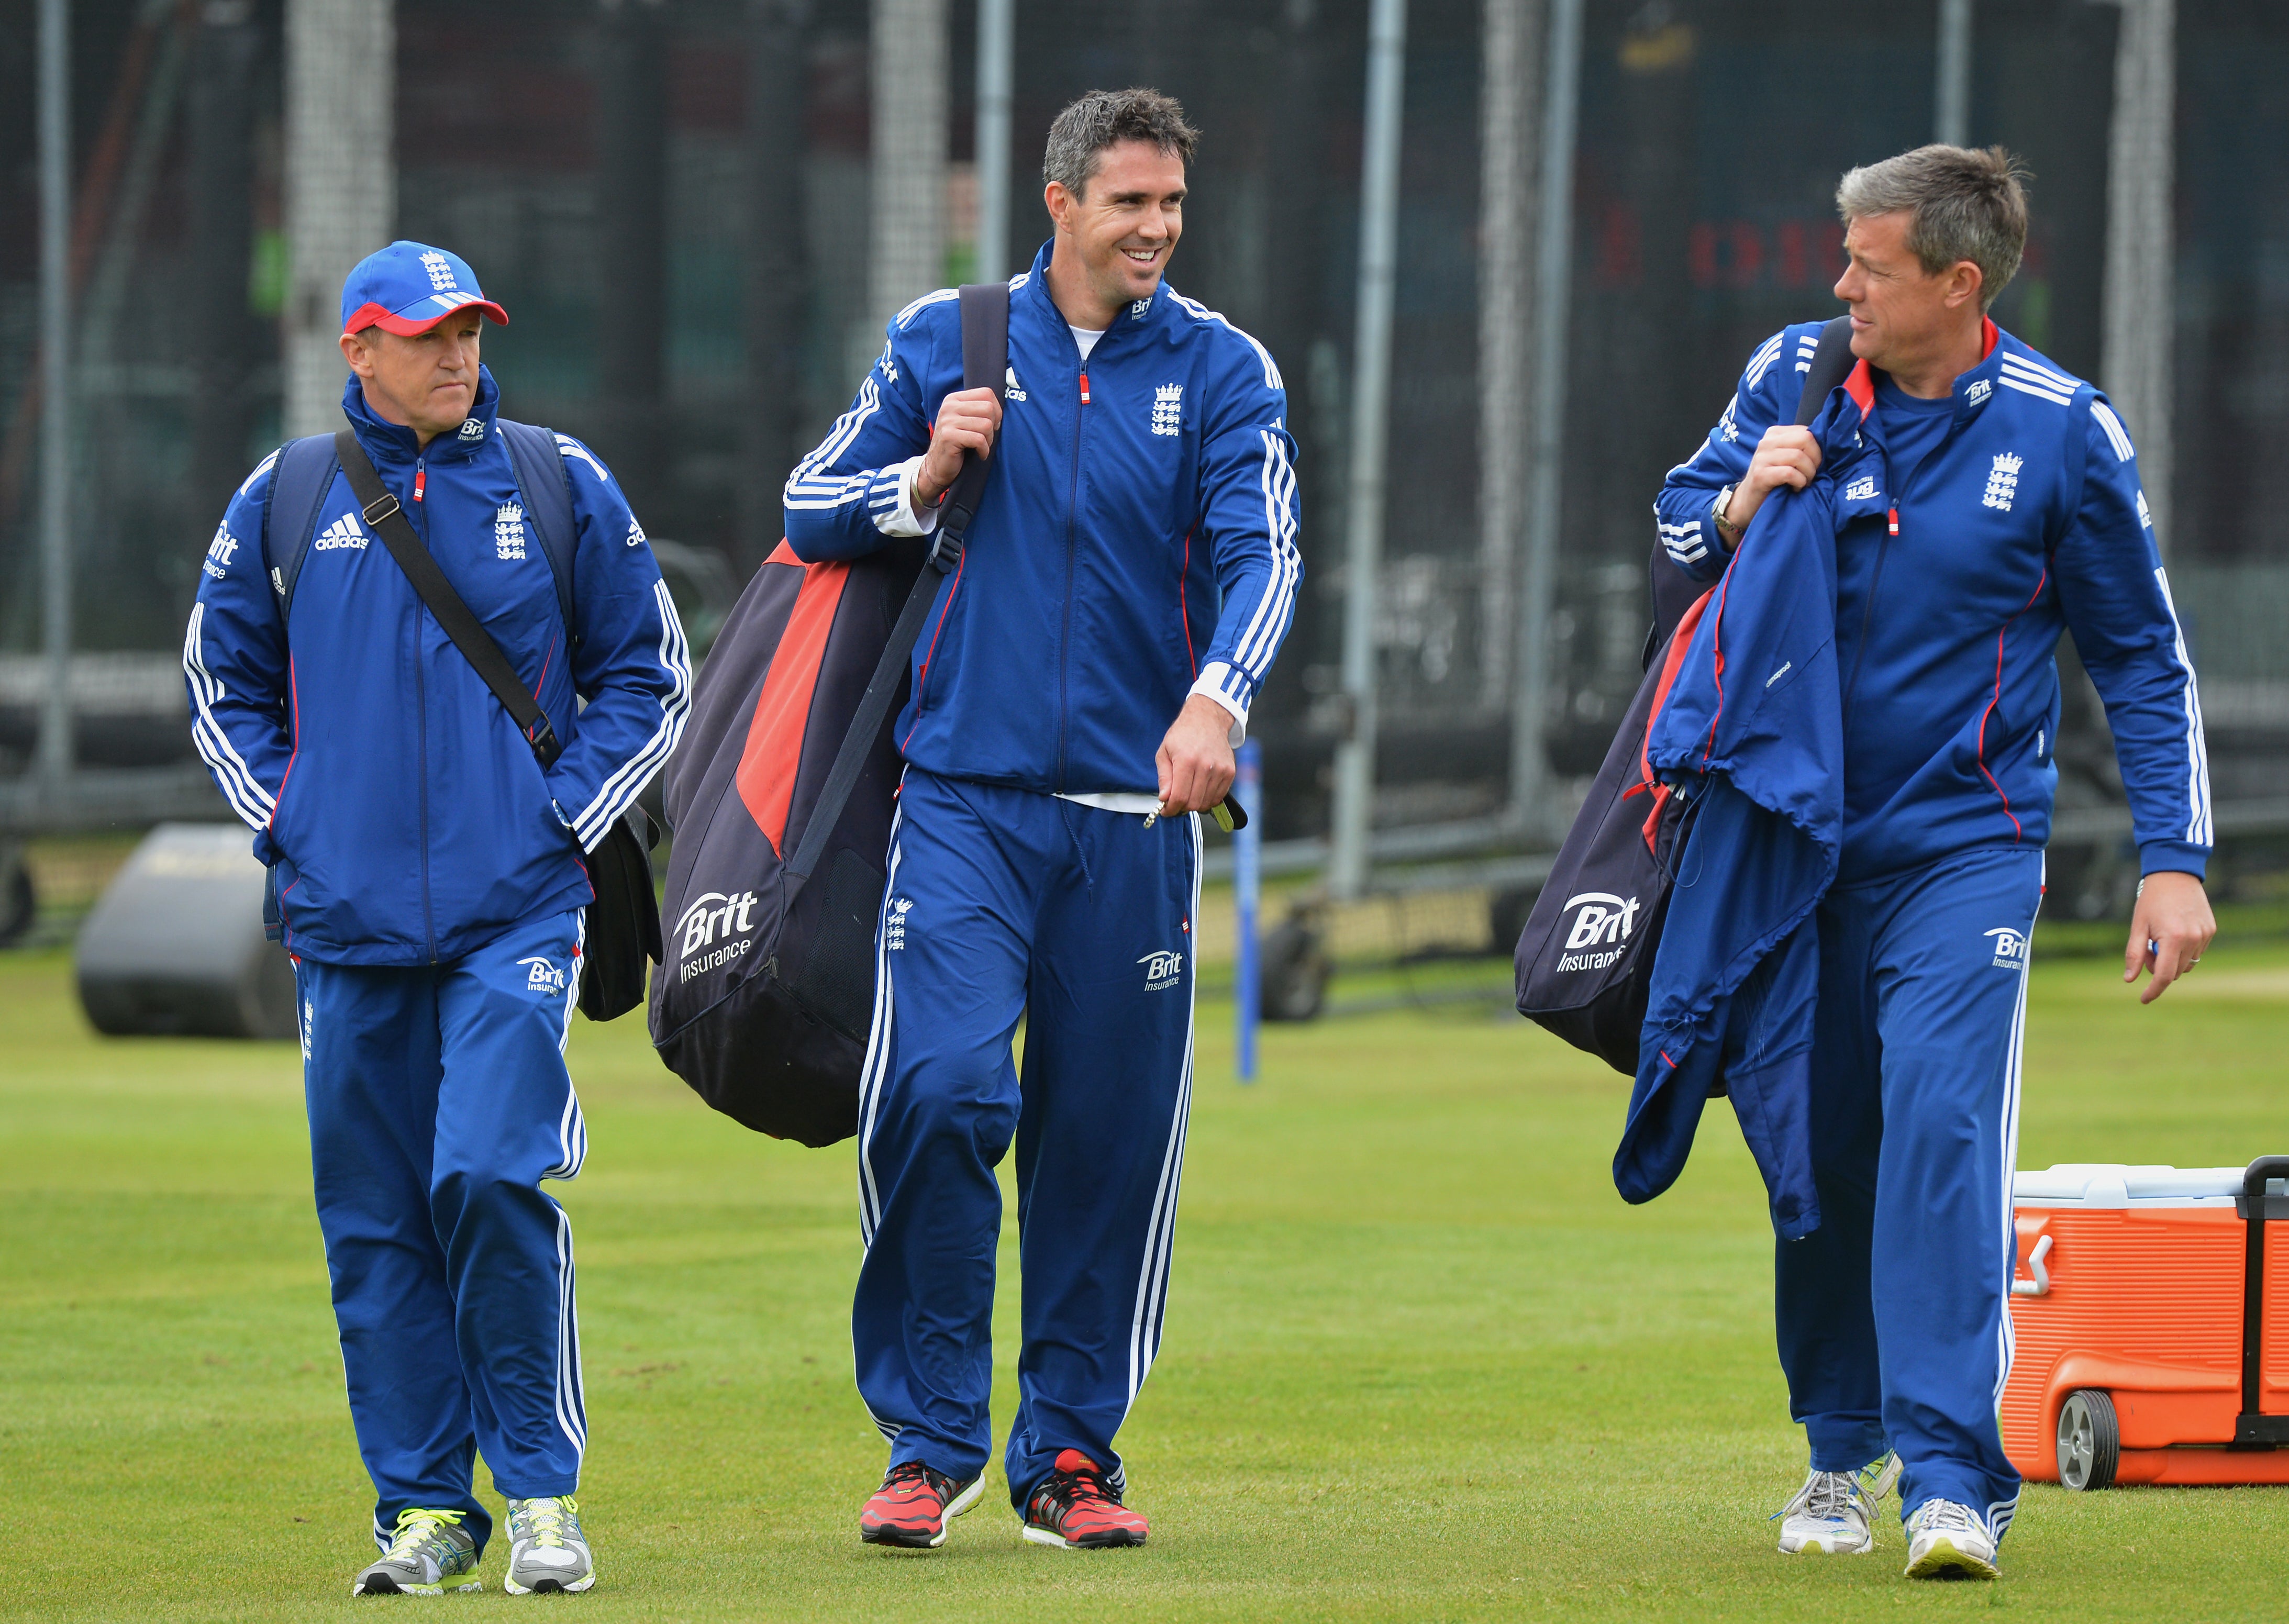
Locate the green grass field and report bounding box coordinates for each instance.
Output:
[5,928,2289,1621]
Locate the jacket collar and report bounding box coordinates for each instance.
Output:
[1843,316,2004,429]
[1018,240,1165,355]
[339,364,502,470]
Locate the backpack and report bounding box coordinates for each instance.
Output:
[646,283,1009,1145]
[259,415,663,1021]
[1514,316,1853,1071]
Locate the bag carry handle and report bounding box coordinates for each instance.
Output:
[2236,1155,2289,1445]
[333,428,563,767]
[783,283,1010,891]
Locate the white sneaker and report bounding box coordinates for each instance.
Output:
[1903,1498,1999,1579]
[1774,1452,1897,1555]
[351,1508,483,1595]
[503,1496,595,1595]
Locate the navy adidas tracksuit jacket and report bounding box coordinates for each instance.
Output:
[784,243,1299,1506]
[1647,323,2209,1540]
[184,369,690,1552]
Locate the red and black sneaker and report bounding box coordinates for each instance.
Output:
[859,1461,984,1549]
[1021,1450,1150,1549]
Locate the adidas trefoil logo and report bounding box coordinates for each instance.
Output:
[495,502,528,561]
[1004,365,1027,402]
[1981,452,2023,513]
[313,513,369,552]
[1151,383,1183,437]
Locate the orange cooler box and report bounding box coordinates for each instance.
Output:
[2004,1158,2289,1489]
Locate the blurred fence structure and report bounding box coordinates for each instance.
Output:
[2,0,2286,911]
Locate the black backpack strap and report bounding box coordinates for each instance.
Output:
[497,419,582,648]
[782,282,1009,887]
[260,433,343,628]
[1792,315,1857,426]
[332,427,564,767]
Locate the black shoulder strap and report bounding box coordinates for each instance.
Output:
[332,427,564,767]
[497,419,581,645]
[782,282,1009,887]
[261,433,343,628]
[1792,315,1857,426]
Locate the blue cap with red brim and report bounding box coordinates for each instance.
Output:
[340,240,510,336]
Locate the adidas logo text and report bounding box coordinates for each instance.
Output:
[314,514,369,552]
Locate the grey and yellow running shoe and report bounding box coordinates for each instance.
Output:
[352,1508,483,1595]
[503,1496,595,1595]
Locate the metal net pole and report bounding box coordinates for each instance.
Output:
[283,0,395,439]
[37,0,71,799]
[871,0,948,324]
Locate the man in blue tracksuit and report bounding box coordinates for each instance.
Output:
[184,242,690,1595]
[783,90,1298,1551]
[1654,147,2214,1578]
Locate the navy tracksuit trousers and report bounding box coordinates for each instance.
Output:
[294,909,590,1555]
[853,769,1201,1508]
[1777,848,2042,1538]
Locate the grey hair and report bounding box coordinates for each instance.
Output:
[1042,87,1198,201]
[1835,144,2030,309]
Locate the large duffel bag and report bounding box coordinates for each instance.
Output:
[1514,315,1854,1073]
[648,283,1006,1144]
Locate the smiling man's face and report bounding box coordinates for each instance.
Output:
[1046,139,1186,322]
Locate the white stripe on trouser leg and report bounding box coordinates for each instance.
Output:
[857,803,906,1247]
[853,810,907,1444]
[1125,814,1204,1410]
[547,913,589,1181]
[1992,886,2037,1414]
[553,1207,587,1456]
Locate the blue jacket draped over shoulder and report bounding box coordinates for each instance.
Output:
[1614,376,1876,1241]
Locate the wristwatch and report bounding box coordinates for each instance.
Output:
[1713,483,1743,544]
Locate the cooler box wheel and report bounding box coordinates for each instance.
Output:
[2058,1388,2119,1490]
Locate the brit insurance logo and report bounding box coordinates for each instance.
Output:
[1985,926,2029,970]
[457,417,487,442]
[203,522,239,580]
[1139,948,1185,992]
[1966,378,1993,408]
[1982,452,2024,513]
[1151,383,1182,437]
[1552,891,1640,974]
[1844,474,1877,502]
[313,513,368,552]
[676,890,760,983]
[495,503,528,561]
[520,955,567,997]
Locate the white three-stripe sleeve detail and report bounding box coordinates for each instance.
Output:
[784,375,885,510]
[2152,568,2213,846]
[1228,430,1301,683]
[2090,400,2134,462]
[182,603,279,830]
[571,580,693,848]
